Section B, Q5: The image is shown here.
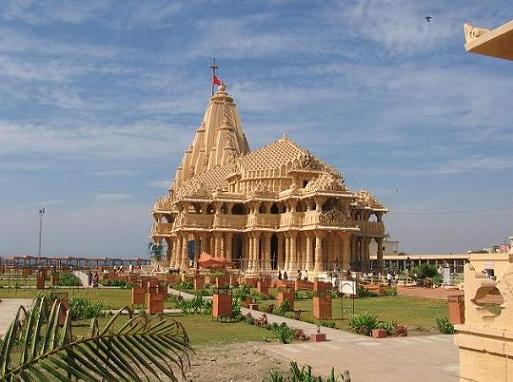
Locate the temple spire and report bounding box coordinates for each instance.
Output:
[210,58,220,96]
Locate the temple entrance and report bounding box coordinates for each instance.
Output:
[270,234,278,270]
[233,233,244,269]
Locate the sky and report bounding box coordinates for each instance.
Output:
[1,0,512,258]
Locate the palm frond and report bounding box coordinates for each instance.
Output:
[0,296,192,381]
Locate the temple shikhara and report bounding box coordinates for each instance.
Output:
[151,82,387,277]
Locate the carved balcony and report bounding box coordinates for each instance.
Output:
[247,214,280,229]
[214,214,247,229]
[357,221,385,237]
[152,222,173,235]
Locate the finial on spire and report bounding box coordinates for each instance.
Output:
[210,58,221,96]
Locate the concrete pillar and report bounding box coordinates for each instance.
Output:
[314,232,324,272]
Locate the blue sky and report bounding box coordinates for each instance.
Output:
[1,0,512,258]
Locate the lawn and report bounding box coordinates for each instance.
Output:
[0,287,132,308]
[257,295,449,332]
[72,313,270,346]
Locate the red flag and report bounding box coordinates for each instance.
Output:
[212,74,221,86]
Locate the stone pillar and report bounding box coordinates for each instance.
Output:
[305,234,313,271]
[342,234,351,271]
[175,235,182,269]
[225,232,233,263]
[244,234,251,270]
[169,237,177,268]
[193,235,200,268]
[333,234,341,270]
[253,232,261,270]
[362,237,370,272]
[277,234,284,270]
[314,232,324,272]
[376,237,384,272]
[181,234,189,269]
[289,231,297,272]
[350,236,356,266]
[263,232,272,270]
[284,235,290,270]
[214,233,220,258]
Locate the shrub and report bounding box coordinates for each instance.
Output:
[436,317,455,334]
[272,322,295,344]
[356,285,377,298]
[244,313,255,325]
[231,285,252,319]
[69,297,105,320]
[272,300,290,316]
[293,328,308,341]
[320,320,336,329]
[175,292,212,314]
[268,362,351,381]
[102,279,132,289]
[384,287,397,296]
[293,309,302,321]
[432,274,442,286]
[348,313,379,336]
[255,314,268,327]
[57,273,81,287]
[377,320,398,335]
[266,304,275,314]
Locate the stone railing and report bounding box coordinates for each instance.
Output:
[357,221,385,236]
[178,214,214,228]
[153,222,173,235]
[279,212,305,227]
[249,214,280,229]
[215,214,247,229]
[154,198,173,212]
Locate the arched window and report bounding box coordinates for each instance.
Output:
[232,203,246,215]
[270,203,280,214]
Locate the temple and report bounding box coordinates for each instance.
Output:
[151,83,388,277]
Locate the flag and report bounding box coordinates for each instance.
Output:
[212,74,221,86]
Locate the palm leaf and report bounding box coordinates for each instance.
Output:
[0,296,192,381]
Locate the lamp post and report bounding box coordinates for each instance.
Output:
[38,208,45,264]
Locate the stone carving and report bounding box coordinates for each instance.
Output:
[305,173,346,192]
[464,23,490,43]
[253,181,266,194]
[297,151,324,171]
[319,208,346,225]
[354,189,384,209]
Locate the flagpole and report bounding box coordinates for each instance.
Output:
[210,57,218,96]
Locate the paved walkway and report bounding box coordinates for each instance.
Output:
[170,288,458,381]
[0,298,32,337]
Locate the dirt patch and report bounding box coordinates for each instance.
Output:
[181,342,289,382]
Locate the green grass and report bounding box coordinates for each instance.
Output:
[259,295,449,332]
[0,287,131,309]
[72,313,269,346]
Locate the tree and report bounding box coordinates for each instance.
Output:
[0,296,192,381]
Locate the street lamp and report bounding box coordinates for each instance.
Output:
[38,208,45,263]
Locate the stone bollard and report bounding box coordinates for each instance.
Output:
[36,272,45,290]
[257,279,270,296]
[313,278,332,320]
[277,285,295,311]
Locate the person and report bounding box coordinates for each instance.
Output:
[278,270,282,280]
[128,264,133,273]
[87,271,93,286]
[332,273,338,289]
[283,271,288,280]
[386,271,393,287]
[303,269,308,281]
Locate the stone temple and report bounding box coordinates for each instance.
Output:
[151,83,387,277]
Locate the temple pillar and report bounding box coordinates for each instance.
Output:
[342,234,351,271]
[333,234,341,271]
[193,234,200,268]
[376,237,384,272]
[314,231,324,272]
[253,232,261,270]
[181,234,189,269]
[362,237,370,272]
[214,233,221,258]
[305,234,313,271]
[284,234,290,270]
[263,232,272,270]
[225,232,233,263]
[277,234,284,270]
[289,231,297,272]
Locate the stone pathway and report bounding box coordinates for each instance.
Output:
[0,298,32,337]
[169,288,459,381]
